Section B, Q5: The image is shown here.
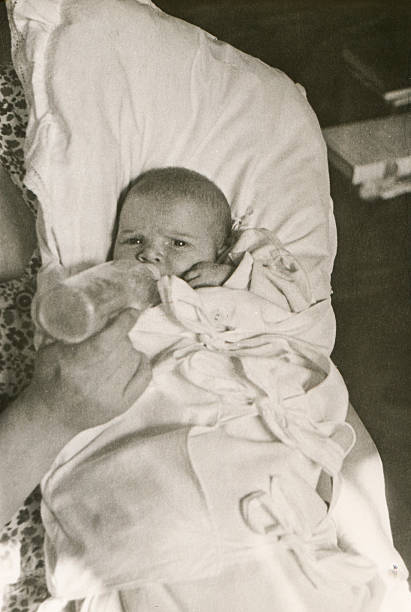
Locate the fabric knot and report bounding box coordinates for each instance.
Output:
[240,476,309,539]
[197,332,232,352]
[240,352,353,477]
[255,392,352,477]
[240,476,377,591]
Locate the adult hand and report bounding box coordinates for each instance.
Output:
[0,308,151,525]
[31,308,151,431]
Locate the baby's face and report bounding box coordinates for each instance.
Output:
[113,191,223,276]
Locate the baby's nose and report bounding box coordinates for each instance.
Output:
[135,245,163,264]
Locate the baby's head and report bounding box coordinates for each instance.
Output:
[113,167,232,277]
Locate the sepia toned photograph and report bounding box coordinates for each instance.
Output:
[0,1,410,610]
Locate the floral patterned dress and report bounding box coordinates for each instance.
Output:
[0,64,49,612]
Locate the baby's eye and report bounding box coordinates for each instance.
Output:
[123,236,143,246]
[172,239,187,248]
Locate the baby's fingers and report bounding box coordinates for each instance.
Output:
[187,277,202,288]
[186,274,211,288]
[182,268,202,282]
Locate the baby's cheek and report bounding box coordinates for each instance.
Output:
[171,253,197,277]
[112,243,122,260]
[113,246,132,261]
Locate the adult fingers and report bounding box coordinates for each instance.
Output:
[87,308,140,353]
[104,307,140,337]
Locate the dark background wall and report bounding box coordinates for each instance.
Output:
[156,0,410,126]
[1,0,410,572]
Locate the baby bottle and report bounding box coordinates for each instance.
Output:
[33,260,161,343]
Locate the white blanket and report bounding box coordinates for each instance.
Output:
[39,240,406,610]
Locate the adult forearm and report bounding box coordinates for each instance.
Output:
[0,387,79,526]
[0,309,151,527]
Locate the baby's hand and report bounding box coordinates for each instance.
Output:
[183,262,234,288]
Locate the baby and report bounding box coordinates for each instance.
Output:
[38,166,384,612]
[36,166,313,343]
[39,170,377,612]
[35,168,241,344]
[113,166,312,313]
[113,166,235,287]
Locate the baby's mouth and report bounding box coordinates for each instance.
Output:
[130,260,162,281]
[153,263,179,277]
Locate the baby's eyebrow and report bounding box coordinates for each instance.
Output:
[167,231,196,240]
[119,229,141,235]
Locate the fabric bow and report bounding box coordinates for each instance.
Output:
[157,276,354,476]
[240,475,377,591]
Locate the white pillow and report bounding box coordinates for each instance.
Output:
[9,0,335,301]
